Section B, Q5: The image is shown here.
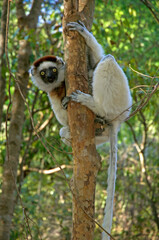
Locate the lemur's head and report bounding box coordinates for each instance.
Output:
[30,55,65,92]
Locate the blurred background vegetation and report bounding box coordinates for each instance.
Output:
[0,0,159,239]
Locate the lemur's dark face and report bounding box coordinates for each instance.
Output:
[40,66,58,84]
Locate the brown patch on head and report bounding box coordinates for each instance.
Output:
[33,55,57,68]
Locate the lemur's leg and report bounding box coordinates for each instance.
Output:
[59,126,71,146]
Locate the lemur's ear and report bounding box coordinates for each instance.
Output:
[56,57,65,66]
[29,66,35,76]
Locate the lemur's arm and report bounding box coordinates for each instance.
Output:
[67,21,104,67]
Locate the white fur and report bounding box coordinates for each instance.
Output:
[48,93,68,126]
[102,122,118,240]
[59,126,71,146]
[70,59,132,123]
[93,55,132,120]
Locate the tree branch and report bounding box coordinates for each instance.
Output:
[0,0,8,129]
[140,0,159,24]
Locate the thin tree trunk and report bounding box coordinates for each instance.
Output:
[0,0,8,130]
[0,1,42,239]
[0,41,31,240]
[63,1,100,239]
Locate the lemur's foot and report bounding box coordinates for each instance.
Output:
[95,116,111,126]
[77,20,86,28]
[61,96,71,110]
[95,127,105,136]
[69,90,88,103]
[69,90,80,102]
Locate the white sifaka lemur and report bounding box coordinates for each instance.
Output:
[30,21,132,240]
[30,55,71,144]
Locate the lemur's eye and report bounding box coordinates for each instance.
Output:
[52,68,57,73]
[40,71,45,76]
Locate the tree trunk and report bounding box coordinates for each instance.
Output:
[63,1,100,239]
[0,1,42,239]
[0,41,30,240]
[0,0,8,130]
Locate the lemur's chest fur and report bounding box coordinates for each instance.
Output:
[49,81,66,100]
[48,81,68,126]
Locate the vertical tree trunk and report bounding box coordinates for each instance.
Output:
[0,1,42,239]
[0,0,8,129]
[0,41,31,240]
[63,1,100,239]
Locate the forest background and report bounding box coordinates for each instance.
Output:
[0,0,159,239]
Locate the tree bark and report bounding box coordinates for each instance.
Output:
[63,1,100,239]
[0,1,43,239]
[0,0,8,130]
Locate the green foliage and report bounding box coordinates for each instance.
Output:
[0,0,159,239]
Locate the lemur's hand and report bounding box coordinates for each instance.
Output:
[61,96,71,110]
[67,21,86,32]
[67,21,90,41]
